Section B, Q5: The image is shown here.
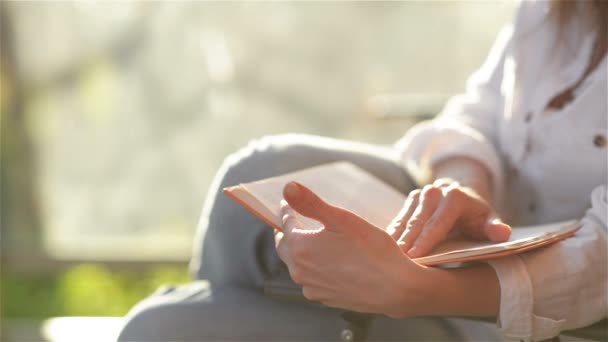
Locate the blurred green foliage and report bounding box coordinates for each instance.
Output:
[1,264,189,319]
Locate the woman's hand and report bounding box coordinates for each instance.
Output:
[274,181,434,318]
[387,178,512,258]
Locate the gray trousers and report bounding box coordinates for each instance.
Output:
[117,134,500,341]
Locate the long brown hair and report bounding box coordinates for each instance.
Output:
[545,0,607,110]
[551,0,607,60]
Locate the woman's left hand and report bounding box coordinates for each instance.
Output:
[274,181,434,318]
[387,178,511,258]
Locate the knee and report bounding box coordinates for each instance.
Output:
[117,298,198,341]
[226,133,311,166]
[117,283,212,341]
[117,300,179,341]
[220,133,321,184]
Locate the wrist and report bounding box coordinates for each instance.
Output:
[412,267,446,316]
[391,263,500,318]
[390,263,442,318]
[419,264,501,317]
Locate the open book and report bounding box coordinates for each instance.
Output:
[224,161,581,266]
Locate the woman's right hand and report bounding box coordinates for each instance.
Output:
[387,178,512,258]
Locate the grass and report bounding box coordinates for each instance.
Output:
[1,264,190,319]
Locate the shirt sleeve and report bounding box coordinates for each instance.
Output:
[394,25,512,208]
[487,185,608,341]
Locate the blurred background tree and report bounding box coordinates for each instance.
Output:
[1,0,43,263]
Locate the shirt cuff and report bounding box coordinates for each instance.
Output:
[487,256,566,341]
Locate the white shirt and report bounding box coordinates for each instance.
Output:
[396,1,607,341]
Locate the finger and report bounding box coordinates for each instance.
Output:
[279,199,300,234]
[407,196,461,258]
[274,228,283,248]
[432,178,459,188]
[301,286,331,303]
[398,185,442,252]
[274,228,292,266]
[482,216,512,242]
[283,181,361,232]
[387,190,420,240]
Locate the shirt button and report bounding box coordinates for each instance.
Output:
[528,202,536,213]
[593,134,606,148]
[340,329,354,341]
[524,112,533,123]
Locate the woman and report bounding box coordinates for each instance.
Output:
[118,1,607,341]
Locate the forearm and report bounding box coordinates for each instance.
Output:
[420,264,500,317]
[433,157,493,203]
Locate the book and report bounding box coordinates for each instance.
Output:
[223,161,581,266]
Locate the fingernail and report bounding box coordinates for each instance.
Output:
[408,246,420,257]
[284,181,301,198]
[490,217,502,225]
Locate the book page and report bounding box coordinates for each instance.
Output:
[414,220,581,265]
[236,162,406,231]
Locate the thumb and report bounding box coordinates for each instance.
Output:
[482,217,512,243]
[283,181,356,232]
